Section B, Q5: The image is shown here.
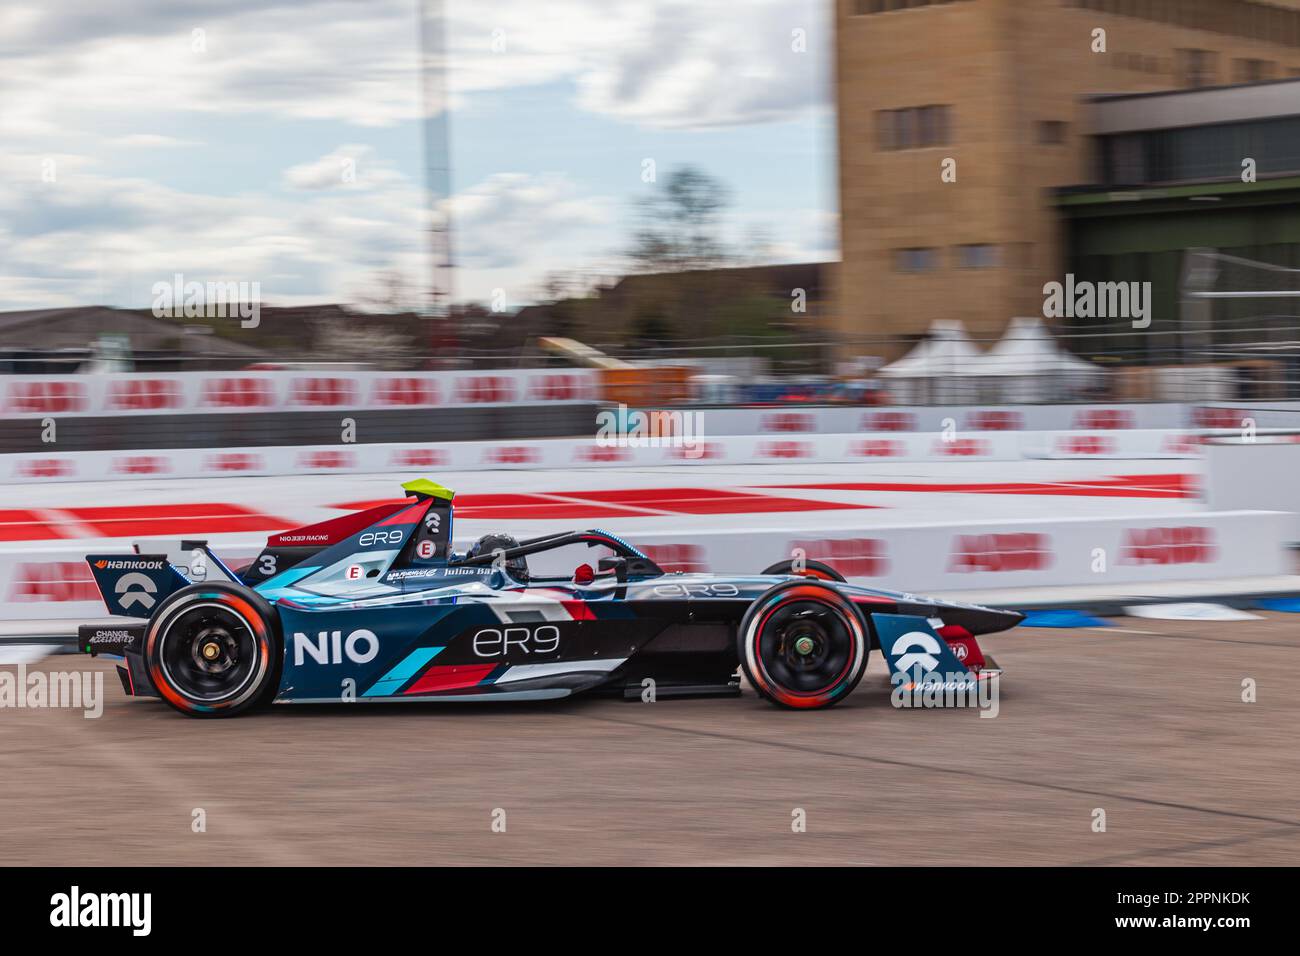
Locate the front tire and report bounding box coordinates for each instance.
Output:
[143,583,282,718]
[738,580,869,709]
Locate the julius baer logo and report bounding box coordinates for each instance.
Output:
[50,886,150,936]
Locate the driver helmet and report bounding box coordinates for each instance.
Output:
[466,532,529,583]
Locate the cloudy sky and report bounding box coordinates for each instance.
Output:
[0,0,836,313]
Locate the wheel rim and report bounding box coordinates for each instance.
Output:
[755,597,854,695]
[158,603,260,703]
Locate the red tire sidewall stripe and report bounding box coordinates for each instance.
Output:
[747,585,863,707]
[146,591,271,713]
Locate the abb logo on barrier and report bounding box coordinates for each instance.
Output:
[390,449,448,469]
[762,412,815,433]
[667,442,724,461]
[8,562,99,603]
[1193,407,1245,429]
[298,450,356,470]
[15,458,74,479]
[204,453,264,473]
[935,438,990,457]
[1074,409,1134,430]
[201,377,275,408]
[849,439,904,458]
[575,445,631,463]
[1162,433,1202,455]
[637,544,708,573]
[949,533,1053,573]
[290,377,356,407]
[758,440,812,460]
[107,379,181,411]
[966,410,1022,431]
[455,376,516,404]
[789,538,888,578]
[5,380,86,414]
[372,378,439,407]
[861,411,916,432]
[485,446,540,465]
[528,374,586,401]
[113,456,169,476]
[1057,435,1115,456]
[1120,527,1216,566]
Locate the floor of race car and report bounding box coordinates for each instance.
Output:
[2,612,1297,866]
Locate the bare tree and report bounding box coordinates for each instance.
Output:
[628,166,732,273]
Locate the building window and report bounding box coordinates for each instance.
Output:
[1098,114,1300,187]
[877,105,952,150]
[895,248,939,273]
[1038,120,1068,145]
[1177,49,1218,89]
[1067,1,1300,50]
[956,244,999,269]
[1233,58,1276,83]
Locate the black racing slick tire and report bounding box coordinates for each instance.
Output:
[738,579,869,710]
[142,582,282,718]
[761,558,847,583]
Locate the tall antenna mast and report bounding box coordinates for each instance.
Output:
[418,0,453,319]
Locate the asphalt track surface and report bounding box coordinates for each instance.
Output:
[3,612,1297,866]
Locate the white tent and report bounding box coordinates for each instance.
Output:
[878,319,986,404]
[976,316,1104,402]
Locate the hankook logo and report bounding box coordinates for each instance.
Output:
[94,559,164,571]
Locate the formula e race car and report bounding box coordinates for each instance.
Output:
[77,479,1023,717]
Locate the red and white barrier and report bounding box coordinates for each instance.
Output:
[1,511,1288,622]
[622,512,1289,592]
[1203,436,1300,540]
[709,404,1191,434]
[0,432,1027,482]
[0,369,599,417]
[1020,429,1214,459]
[2,428,1282,484]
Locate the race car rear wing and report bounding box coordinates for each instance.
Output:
[84,541,236,618]
[85,554,188,618]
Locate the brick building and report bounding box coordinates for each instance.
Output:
[835,0,1300,355]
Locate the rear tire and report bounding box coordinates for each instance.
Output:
[143,583,282,718]
[761,558,846,583]
[738,579,869,709]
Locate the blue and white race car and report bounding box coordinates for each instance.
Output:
[78,479,1022,716]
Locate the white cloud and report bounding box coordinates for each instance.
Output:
[0,139,614,311]
[2,1,828,138]
[282,145,399,191]
[447,172,614,270]
[1,0,832,312]
[108,134,203,148]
